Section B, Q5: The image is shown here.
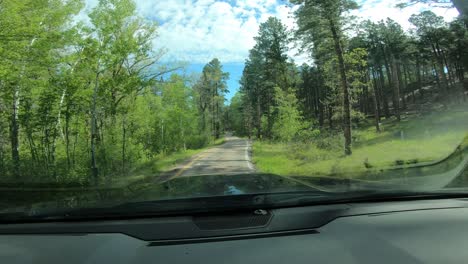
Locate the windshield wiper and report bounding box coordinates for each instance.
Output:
[0,190,335,223]
[2,189,468,223]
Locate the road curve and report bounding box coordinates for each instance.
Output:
[174,136,256,178]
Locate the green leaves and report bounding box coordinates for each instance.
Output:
[239,17,293,139]
[272,87,305,142]
[0,0,209,183]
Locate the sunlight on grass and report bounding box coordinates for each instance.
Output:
[253,110,468,178]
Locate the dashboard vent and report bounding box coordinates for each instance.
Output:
[193,210,272,230]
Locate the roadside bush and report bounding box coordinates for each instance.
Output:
[271,87,305,142]
[186,135,210,150]
[315,134,342,151]
[295,128,321,142]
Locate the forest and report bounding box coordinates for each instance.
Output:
[0,0,230,185]
[229,0,468,176]
[0,0,467,186]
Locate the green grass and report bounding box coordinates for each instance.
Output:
[252,108,468,178]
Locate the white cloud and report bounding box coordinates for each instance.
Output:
[131,0,281,63]
[351,0,459,30]
[80,0,460,64]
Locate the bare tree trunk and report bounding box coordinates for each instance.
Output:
[371,69,382,119]
[65,107,71,170]
[328,17,352,155]
[314,85,320,118]
[441,49,455,87]
[122,116,126,174]
[431,44,448,92]
[369,69,380,132]
[378,66,390,118]
[215,84,220,139]
[10,91,20,178]
[256,89,262,139]
[391,56,401,121]
[398,63,407,110]
[431,63,440,91]
[90,71,100,185]
[317,76,325,127]
[416,59,423,100]
[371,83,380,133]
[50,85,67,179]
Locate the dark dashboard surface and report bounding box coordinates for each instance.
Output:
[1,198,468,264]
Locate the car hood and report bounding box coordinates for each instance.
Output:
[1,173,319,212]
[136,173,396,200]
[136,173,319,200]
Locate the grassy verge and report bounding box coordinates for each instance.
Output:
[252,109,468,178]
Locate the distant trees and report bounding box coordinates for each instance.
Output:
[239,17,298,140]
[194,58,230,140]
[228,93,249,137]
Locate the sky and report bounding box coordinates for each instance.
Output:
[82,0,460,100]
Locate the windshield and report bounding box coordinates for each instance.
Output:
[0,0,467,218]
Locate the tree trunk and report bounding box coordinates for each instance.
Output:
[65,107,71,170]
[368,69,380,132]
[256,94,262,139]
[391,56,401,121]
[318,97,324,127]
[378,66,390,118]
[216,101,220,139]
[438,48,454,86]
[200,103,207,132]
[122,116,126,174]
[10,89,20,178]
[431,43,448,92]
[328,17,352,155]
[371,69,382,120]
[432,62,442,93]
[361,84,369,115]
[416,59,423,100]
[398,63,407,110]
[371,82,380,133]
[317,75,325,126]
[90,71,100,185]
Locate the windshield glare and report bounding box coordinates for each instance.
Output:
[0,0,467,215]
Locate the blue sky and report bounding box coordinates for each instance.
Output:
[81,0,459,101]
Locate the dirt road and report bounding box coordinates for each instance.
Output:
[172,136,255,178]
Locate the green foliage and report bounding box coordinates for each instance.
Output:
[228,93,248,136]
[0,0,222,185]
[239,17,295,139]
[0,0,466,187]
[271,87,305,142]
[194,58,230,140]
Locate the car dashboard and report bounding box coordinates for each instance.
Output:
[1,198,468,264]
